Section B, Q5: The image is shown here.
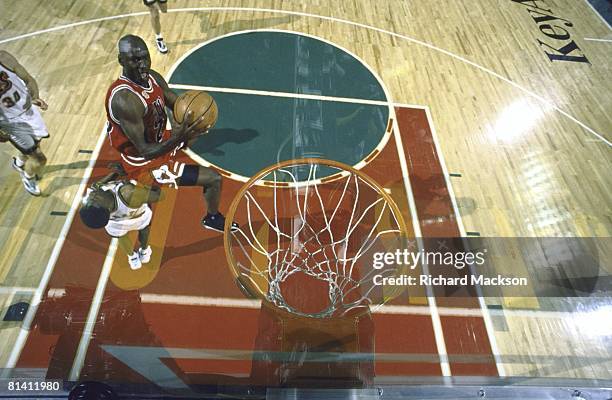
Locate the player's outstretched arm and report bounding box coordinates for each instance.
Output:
[111,89,188,160]
[0,50,47,110]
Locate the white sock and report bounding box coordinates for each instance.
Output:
[156,34,163,40]
[15,157,25,167]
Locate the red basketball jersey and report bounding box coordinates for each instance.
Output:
[105,74,181,178]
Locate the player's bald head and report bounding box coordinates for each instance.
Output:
[117,35,152,84]
[118,35,148,55]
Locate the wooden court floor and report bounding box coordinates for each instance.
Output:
[0,0,610,384]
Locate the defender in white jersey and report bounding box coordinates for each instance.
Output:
[0,51,49,196]
[79,165,162,270]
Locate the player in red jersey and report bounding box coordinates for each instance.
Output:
[105,34,236,232]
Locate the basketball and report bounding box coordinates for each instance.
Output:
[173,90,218,135]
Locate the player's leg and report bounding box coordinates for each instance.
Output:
[24,145,47,179]
[197,166,221,215]
[5,123,41,196]
[145,0,168,54]
[11,106,49,181]
[117,234,142,270]
[177,165,238,232]
[27,107,50,179]
[158,0,168,14]
[137,225,152,264]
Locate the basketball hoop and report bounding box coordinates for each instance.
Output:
[224,159,408,318]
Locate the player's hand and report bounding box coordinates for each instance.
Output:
[32,98,48,110]
[174,110,207,140]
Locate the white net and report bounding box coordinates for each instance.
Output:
[226,160,406,318]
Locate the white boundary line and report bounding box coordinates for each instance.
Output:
[2,127,108,375]
[584,37,612,42]
[423,107,506,377]
[0,7,608,146]
[582,0,612,31]
[0,12,148,44]
[390,109,451,377]
[169,83,427,111]
[137,293,588,320]
[169,83,393,107]
[141,293,261,308]
[69,239,118,381]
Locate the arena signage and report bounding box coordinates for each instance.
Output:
[512,0,590,64]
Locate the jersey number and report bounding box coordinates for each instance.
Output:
[0,71,19,108]
[2,91,20,108]
[151,98,165,142]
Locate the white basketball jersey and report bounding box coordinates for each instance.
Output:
[0,63,31,120]
[103,181,150,222]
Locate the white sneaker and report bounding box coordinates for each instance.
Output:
[155,37,168,54]
[128,251,142,270]
[11,157,25,174]
[138,246,152,264]
[12,157,41,195]
[20,174,41,196]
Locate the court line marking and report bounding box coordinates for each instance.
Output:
[390,110,451,377]
[582,0,612,31]
[170,83,396,107]
[69,239,118,381]
[141,293,261,308]
[136,295,581,319]
[2,127,108,374]
[0,11,149,44]
[0,6,608,146]
[423,107,506,377]
[584,37,612,42]
[42,291,593,320]
[169,83,427,111]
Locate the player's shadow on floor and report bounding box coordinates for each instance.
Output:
[192,128,259,156]
[44,160,90,175]
[161,236,224,263]
[39,161,93,196]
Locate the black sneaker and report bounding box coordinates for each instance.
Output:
[201,213,239,233]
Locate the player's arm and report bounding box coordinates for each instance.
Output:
[92,171,120,189]
[111,90,188,160]
[149,70,208,143]
[122,184,164,208]
[149,70,178,108]
[0,50,47,110]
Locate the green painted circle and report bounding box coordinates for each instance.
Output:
[169,30,390,178]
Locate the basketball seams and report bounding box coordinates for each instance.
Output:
[174,90,214,126]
